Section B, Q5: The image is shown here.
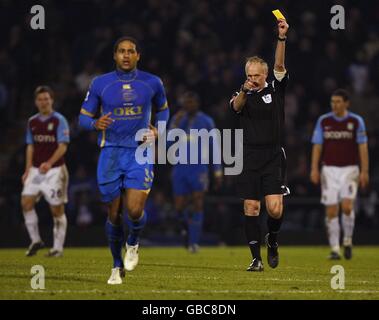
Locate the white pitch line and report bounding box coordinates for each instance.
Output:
[2,273,377,285]
[2,289,379,295]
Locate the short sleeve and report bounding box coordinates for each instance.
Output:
[57,115,70,143]
[26,122,33,144]
[81,78,101,117]
[311,117,324,144]
[356,116,368,144]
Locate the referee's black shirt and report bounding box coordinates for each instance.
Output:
[230,72,289,170]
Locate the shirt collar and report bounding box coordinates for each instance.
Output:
[248,82,268,94]
[257,82,269,92]
[332,111,350,122]
[116,68,138,80]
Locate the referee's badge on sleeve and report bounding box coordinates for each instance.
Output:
[262,94,272,104]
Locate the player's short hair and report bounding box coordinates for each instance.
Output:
[245,56,269,74]
[113,36,140,53]
[332,89,350,101]
[34,85,54,99]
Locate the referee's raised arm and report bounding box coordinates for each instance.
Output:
[274,19,289,73]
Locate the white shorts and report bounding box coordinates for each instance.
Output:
[320,165,359,205]
[22,165,69,206]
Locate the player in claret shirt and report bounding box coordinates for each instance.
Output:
[311,89,369,260]
[21,86,70,258]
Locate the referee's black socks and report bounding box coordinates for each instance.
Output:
[245,215,262,260]
[267,214,283,245]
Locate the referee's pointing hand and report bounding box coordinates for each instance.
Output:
[243,80,255,92]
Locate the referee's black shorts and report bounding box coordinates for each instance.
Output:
[236,148,287,200]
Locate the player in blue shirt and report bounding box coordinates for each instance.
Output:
[169,91,222,253]
[78,37,169,284]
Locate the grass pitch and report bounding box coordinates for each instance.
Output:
[0,246,378,300]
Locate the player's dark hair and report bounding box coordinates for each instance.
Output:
[34,85,54,99]
[332,89,350,101]
[113,36,140,53]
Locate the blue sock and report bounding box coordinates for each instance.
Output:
[188,212,203,246]
[105,220,124,268]
[126,211,147,246]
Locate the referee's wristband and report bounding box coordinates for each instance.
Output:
[278,36,287,41]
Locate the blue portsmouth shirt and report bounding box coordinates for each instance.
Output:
[80,68,168,148]
[169,111,222,195]
[78,68,169,202]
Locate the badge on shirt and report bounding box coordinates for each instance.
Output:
[262,94,272,104]
[48,123,54,131]
[347,122,354,130]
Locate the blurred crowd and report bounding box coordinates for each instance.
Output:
[0,0,378,238]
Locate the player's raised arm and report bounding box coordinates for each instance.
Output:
[274,19,289,74]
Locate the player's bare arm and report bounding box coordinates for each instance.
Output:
[310,144,322,185]
[274,19,289,72]
[358,142,369,189]
[39,143,68,174]
[22,144,34,184]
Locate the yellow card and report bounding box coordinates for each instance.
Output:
[272,9,286,20]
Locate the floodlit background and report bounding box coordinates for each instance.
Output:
[0,0,378,247]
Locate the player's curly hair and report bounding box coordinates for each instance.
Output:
[113,36,140,53]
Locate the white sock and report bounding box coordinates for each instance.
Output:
[53,214,67,252]
[342,210,355,246]
[23,209,41,243]
[326,217,340,253]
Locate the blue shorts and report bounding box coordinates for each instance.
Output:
[97,147,153,202]
[172,166,209,196]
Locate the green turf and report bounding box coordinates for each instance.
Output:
[0,246,378,300]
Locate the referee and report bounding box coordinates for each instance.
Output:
[230,19,289,271]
